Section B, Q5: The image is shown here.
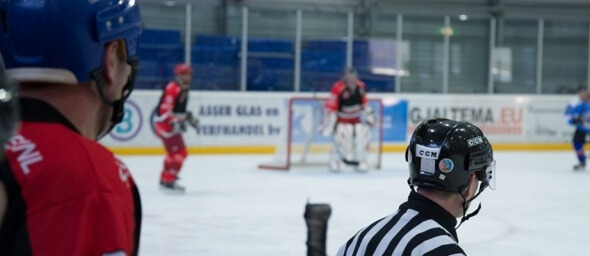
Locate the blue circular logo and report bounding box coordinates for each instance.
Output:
[439,158,454,173]
[109,100,143,142]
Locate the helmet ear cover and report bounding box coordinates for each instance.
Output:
[468,147,493,172]
[468,145,494,189]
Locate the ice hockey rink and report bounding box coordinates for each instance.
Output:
[122,151,590,256]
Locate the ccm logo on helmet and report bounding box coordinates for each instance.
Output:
[467,136,484,147]
[415,144,441,160]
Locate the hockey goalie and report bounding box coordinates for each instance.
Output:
[319,68,376,172]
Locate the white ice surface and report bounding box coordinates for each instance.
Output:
[122,152,590,256]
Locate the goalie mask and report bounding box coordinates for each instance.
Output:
[342,67,358,89]
[406,118,495,195]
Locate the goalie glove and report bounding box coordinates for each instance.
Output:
[319,111,337,137]
[363,106,376,127]
[186,111,199,128]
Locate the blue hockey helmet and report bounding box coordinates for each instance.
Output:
[0,0,141,137]
[0,0,141,84]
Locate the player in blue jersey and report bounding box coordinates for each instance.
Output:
[566,88,590,171]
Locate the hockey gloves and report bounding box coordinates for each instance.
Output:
[364,107,377,127]
[171,120,187,133]
[319,111,337,137]
[171,111,198,133]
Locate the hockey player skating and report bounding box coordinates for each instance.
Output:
[337,118,496,255]
[320,68,376,172]
[0,0,142,254]
[566,88,590,171]
[154,63,198,192]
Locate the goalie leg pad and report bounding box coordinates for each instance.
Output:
[354,123,372,163]
[333,123,355,161]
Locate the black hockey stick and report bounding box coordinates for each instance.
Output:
[342,158,360,166]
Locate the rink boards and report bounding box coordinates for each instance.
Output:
[100,91,576,154]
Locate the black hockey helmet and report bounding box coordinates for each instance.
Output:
[406,118,495,195]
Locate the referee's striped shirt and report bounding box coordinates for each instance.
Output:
[336,191,466,256]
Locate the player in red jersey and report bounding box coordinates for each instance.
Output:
[320,68,376,172]
[0,1,142,255]
[154,63,197,192]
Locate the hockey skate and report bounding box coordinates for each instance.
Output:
[355,161,369,173]
[329,160,342,172]
[573,163,586,171]
[159,180,186,194]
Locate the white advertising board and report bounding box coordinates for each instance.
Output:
[398,94,573,143]
[101,91,287,147]
[100,91,575,151]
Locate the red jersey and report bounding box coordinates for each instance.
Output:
[0,98,141,256]
[324,80,368,124]
[154,81,189,137]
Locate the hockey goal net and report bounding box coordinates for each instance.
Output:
[258,97,383,171]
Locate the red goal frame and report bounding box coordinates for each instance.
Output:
[258,97,383,171]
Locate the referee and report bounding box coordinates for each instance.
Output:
[337,118,496,256]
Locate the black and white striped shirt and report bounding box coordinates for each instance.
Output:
[337,192,466,256]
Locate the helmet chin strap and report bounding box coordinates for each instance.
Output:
[91,70,123,139]
[90,58,137,140]
[407,179,486,229]
[456,183,486,229]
